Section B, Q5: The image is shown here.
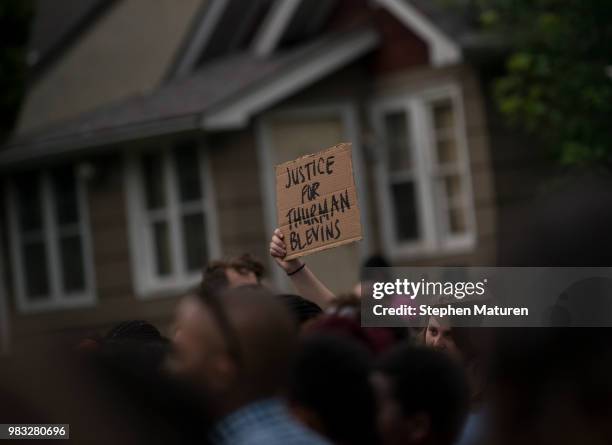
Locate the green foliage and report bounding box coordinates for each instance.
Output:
[477,0,612,166]
[0,0,33,143]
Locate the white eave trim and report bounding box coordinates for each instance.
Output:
[252,0,302,57]
[376,0,461,66]
[173,0,229,78]
[203,28,381,130]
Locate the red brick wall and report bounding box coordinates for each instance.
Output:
[326,0,429,74]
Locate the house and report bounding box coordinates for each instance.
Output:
[0,0,544,352]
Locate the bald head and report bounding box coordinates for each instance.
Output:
[171,285,298,410]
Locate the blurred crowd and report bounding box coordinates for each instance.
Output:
[2,175,612,445]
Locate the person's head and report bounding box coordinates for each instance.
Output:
[355,255,392,298]
[424,317,462,361]
[373,345,470,445]
[289,334,378,445]
[202,254,264,295]
[104,320,164,342]
[2,339,209,444]
[77,321,165,354]
[489,329,612,445]
[170,285,298,415]
[77,320,170,371]
[170,292,226,388]
[424,317,491,406]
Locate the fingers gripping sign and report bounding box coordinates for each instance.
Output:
[270,228,303,274]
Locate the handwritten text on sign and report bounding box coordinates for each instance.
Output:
[276,143,362,260]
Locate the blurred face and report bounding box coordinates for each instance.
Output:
[372,372,406,445]
[225,267,258,288]
[169,295,234,392]
[372,372,429,445]
[425,317,462,361]
[488,383,606,445]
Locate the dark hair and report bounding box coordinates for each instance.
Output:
[289,334,378,445]
[0,344,211,445]
[377,345,470,445]
[360,254,392,282]
[276,294,323,324]
[104,320,163,342]
[91,340,212,444]
[214,284,298,397]
[491,329,612,424]
[202,254,265,296]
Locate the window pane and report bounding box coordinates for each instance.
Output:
[391,182,419,241]
[22,241,49,300]
[59,235,85,293]
[432,99,455,131]
[51,167,79,225]
[152,221,172,276]
[142,153,166,210]
[14,174,43,232]
[383,111,412,172]
[436,138,459,165]
[182,212,207,272]
[448,206,467,235]
[175,145,202,203]
[444,175,463,203]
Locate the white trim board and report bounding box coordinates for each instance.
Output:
[256,102,370,290]
[252,0,302,57]
[376,0,461,66]
[173,0,229,78]
[203,28,380,130]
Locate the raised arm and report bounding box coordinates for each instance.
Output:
[269,228,335,308]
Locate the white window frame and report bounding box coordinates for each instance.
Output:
[125,145,221,298]
[371,83,477,260]
[5,168,96,313]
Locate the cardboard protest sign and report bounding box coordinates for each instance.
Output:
[276,142,362,260]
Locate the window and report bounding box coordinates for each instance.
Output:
[373,85,476,259]
[126,143,219,297]
[6,166,95,312]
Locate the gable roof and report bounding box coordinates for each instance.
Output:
[171,0,473,79]
[376,0,464,66]
[27,0,118,80]
[248,0,471,67]
[3,0,485,168]
[1,26,380,168]
[172,0,280,77]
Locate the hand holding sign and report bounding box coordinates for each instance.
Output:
[276,143,362,260]
[269,228,303,273]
